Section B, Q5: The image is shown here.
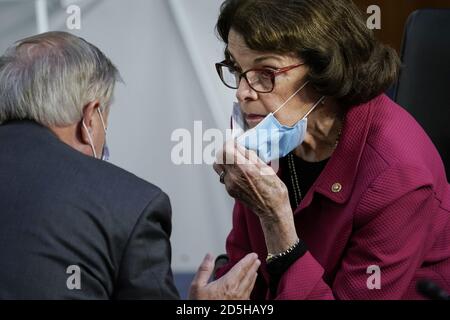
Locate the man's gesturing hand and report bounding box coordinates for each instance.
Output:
[188,253,261,300]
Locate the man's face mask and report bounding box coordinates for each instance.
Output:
[232,81,324,163]
[82,109,109,161]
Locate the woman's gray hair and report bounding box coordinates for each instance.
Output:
[0,31,121,126]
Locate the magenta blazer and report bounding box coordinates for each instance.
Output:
[216,94,450,300]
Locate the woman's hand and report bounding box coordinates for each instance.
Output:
[213,140,290,222]
[213,140,299,255]
[188,253,260,300]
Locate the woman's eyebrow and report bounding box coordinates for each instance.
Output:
[225,49,282,67]
[254,56,283,64]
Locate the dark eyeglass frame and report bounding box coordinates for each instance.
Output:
[215,61,305,93]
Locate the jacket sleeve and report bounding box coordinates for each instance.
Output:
[273,164,436,300]
[113,190,179,300]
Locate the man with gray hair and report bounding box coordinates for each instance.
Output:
[0,32,260,299]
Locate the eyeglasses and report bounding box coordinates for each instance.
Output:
[215,61,304,93]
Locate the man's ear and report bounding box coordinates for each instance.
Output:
[80,100,101,145]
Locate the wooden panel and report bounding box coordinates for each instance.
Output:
[353,0,450,53]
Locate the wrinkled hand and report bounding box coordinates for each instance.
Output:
[188,253,261,300]
[214,140,291,221]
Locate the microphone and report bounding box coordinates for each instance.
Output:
[417,279,450,300]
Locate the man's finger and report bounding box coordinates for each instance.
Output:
[225,253,259,282]
[237,258,261,293]
[191,254,214,287]
[243,268,259,299]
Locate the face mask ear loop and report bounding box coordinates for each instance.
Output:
[97,109,107,132]
[97,109,109,161]
[82,121,98,159]
[273,81,309,116]
[302,96,326,120]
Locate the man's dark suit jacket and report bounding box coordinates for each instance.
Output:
[0,120,179,299]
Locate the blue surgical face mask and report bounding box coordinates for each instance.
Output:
[232,82,324,163]
[82,109,109,161]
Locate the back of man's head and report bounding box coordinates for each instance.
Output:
[0,31,120,127]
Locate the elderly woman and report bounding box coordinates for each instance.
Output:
[213,0,450,300]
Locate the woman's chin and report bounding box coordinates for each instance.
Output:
[245,118,264,128]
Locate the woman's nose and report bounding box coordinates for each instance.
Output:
[236,77,258,102]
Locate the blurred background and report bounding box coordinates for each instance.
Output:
[0,0,449,298]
